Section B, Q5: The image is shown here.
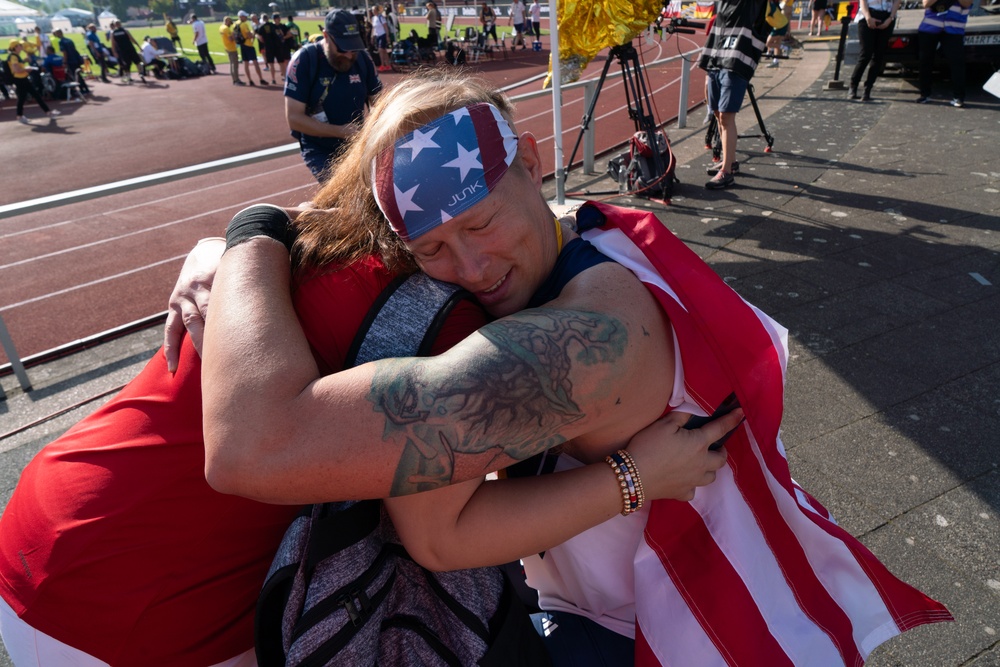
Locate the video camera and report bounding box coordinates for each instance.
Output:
[654,15,707,35]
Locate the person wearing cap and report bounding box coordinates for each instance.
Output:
[164,12,183,52]
[6,39,60,124]
[220,16,244,85]
[283,8,382,181]
[235,10,264,86]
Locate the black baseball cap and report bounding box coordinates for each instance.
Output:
[324,9,364,52]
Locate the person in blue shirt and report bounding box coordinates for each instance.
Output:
[41,45,63,73]
[283,8,382,181]
[85,23,113,83]
[52,28,90,95]
[915,0,973,107]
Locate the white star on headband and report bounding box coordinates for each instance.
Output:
[450,107,470,124]
[394,183,423,219]
[399,127,440,160]
[442,143,482,182]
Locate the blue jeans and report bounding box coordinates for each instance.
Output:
[530,611,634,667]
[706,68,749,114]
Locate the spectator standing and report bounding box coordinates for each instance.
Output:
[21,28,40,63]
[220,16,244,85]
[256,14,286,84]
[52,28,89,95]
[110,20,145,84]
[35,26,52,58]
[384,5,399,41]
[425,1,441,49]
[530,0,542,41]
[235,11,264,85]
[808,0,828,34]
[164,13,183,52]
[916,0,972,107]
[848,0,901,101]
[141,35,167,78]
[6,39,60,124]
[85,23,112,83]
[284,14,302,54]
[480,1,499,44]
[698,0,768,188]
[284,8,382,180]
[509,0,527,48]
[764,0,790,66]
[191,13,216,73]
[371,5,392,71]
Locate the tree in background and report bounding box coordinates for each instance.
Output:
[149,0,174,17]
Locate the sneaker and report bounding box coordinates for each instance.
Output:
[234,80,246,86]
[17,116,31,124]
[48,109,61,117]
[271,79,277,84]
[848,87,859,100]
[950,98,965,108]
[248,80,256,86]
[915,96,929,104]
[766,59,779,68]
[862,89,872,102]
[705,171,735,190]
[707,160,739,176]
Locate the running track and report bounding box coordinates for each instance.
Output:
[1,30,707,364]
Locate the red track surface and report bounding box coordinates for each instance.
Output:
[1,31,706,363]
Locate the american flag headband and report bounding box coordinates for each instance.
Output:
[372,103,519,242]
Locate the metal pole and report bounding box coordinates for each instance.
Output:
[550,0,565,203]
[677,55,691,128]
[582,79,596,174]
[825,13,851,89]
[0,315,32,392]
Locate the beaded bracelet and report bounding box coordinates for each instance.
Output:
[605,449,645,516]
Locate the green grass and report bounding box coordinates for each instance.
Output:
[50,17,546,63]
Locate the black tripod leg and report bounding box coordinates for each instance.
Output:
[563,53,615,184]
[746,84,775,152]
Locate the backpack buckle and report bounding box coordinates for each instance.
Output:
[342,588,372,627]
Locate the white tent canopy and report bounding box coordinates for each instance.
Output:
[0,0,41,18]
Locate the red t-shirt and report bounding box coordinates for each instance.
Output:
[0,256,485,666]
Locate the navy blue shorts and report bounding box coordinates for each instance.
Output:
[707,68,749,114]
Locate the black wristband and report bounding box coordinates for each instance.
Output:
[225,204,296,253]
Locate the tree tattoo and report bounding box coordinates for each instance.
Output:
[369,308,628,496]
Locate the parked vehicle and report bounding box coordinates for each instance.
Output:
[885,0,1000,70]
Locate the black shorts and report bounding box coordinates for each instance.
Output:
[240,44,257,63]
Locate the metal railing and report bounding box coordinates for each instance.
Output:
[1,46,704,390]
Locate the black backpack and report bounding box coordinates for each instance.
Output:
[233,21,246,46]
[255,273,551,667]
[2,57,17,86]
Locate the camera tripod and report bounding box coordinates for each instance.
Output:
[704,82,775,161]
[563,18,707,200]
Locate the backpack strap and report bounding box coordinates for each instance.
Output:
[345,272,475,367]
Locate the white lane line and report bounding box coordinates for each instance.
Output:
[1,254,186,312]
[0,184,311,272]
[0,163,306,239]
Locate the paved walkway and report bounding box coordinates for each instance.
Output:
[2,38,998,665]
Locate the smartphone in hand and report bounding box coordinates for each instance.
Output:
[683,392,742,451]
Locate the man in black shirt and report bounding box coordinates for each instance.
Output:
[698,0,768,189]
[256,13,287,84]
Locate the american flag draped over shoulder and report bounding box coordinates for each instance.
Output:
[578,201,952,667]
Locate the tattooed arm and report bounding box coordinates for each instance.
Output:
[203,237,673,504]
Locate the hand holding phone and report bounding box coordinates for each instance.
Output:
[683,392,743,451]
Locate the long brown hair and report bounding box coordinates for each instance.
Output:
[291,69,517,275]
